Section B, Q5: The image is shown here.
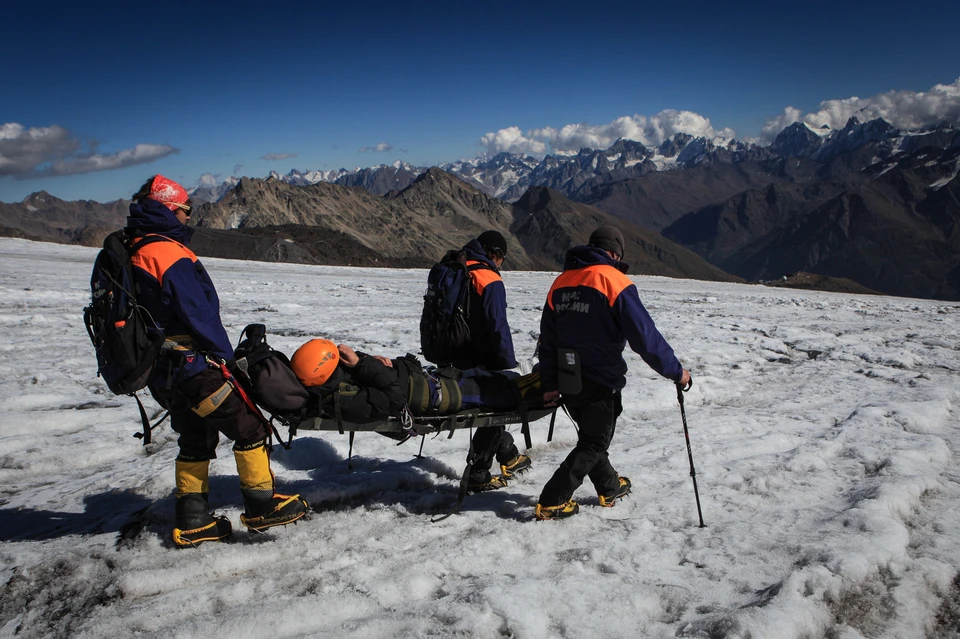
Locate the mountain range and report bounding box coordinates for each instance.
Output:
[192,168,737,281]
[1,117,958,300]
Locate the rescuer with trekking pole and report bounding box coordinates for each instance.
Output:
[534,225,692,520]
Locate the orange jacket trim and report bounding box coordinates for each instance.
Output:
[546,264,632,310]
[130,234,198,288]
[466,260,502,295]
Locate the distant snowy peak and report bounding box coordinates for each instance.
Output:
[196,118,959,204]
[440,153,541,198]
[770,116,960,164]
[189,176,240,204]
[266,168,351,186]
[771,121,828,157]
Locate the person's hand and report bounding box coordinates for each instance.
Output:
[337,344,360,367]
[371,355,393,368]
[678,369,692,390]
[543,390,560,406]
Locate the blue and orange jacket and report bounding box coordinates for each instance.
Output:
[126,198,233,384]
[456,239,517,371]
[539,245,682,392]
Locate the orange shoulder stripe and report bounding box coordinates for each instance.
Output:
[547,265,631,309]
[467,261,502,294]
[130,236,198,287]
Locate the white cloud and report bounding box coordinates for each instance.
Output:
[480,111,734,156]
[262,152,298,161]
[479,126,547,155]
[358,143,394,153]
[38,144,178,177]
[197,173,221,187]
[0,122,177,178]
[760,78,960,143]
[0,123,78,175]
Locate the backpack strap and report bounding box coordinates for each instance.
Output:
[131,395,170,445]
[127,232,175,256]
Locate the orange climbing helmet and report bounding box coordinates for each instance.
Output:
[291,339,340,386]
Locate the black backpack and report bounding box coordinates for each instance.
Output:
[231,324,309,427]
[419,250,490,366]
[84,230,169,395]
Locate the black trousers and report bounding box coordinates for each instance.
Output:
[538,378,622,507]
[469,427,519,482]
[153,367,269,461]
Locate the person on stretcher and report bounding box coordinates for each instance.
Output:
[289,339,540,425]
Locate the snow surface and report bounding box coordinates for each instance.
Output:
[649,153,680,171]
[1,238,959,639]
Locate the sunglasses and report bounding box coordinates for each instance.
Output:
[169,201,192,215]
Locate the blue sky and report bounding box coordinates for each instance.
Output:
[2,0,959,203]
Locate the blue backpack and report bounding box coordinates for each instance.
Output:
[419,250,489,366]
[83,230,169,396]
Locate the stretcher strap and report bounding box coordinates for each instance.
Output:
[334,389,344,435]
[437,378,461,413]
[520,402,532,450]
[348,431,355,470]
[213,358,292,450]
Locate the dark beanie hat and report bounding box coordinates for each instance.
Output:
[589,225,625,259]
[477,230,507,256]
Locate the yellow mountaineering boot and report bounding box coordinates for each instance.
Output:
[598,477,632,507]
[534,500,580,521]
[171,459,232,548]
[500,454,532,479]
[235,441,308,532]
[467,474,509,493]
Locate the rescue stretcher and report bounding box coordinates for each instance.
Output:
[291,405,561,521]
[297,406,558,436]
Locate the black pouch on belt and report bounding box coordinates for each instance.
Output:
[557,348,582,395]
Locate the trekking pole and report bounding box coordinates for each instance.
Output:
[676,380,705,528]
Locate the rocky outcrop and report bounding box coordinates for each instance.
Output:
[0,191,128,247]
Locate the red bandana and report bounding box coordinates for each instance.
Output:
[149,175,189,212]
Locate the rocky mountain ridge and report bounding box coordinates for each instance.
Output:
[191,168,738,281]
[661,141,960,299]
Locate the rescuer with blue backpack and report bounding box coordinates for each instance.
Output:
[420,230,532,493]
